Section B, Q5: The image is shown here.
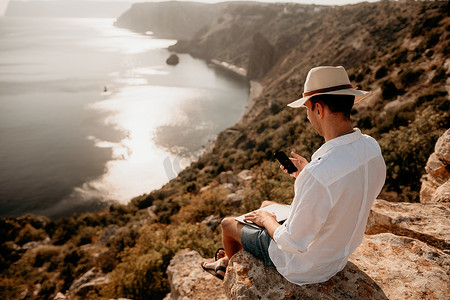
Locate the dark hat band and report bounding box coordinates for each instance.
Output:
[303,84,354,97]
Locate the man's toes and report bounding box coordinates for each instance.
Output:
[216,249,226,260]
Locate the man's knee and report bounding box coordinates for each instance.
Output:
[221,216,236,232]
[221,217,243,242]
[261,200,276,208]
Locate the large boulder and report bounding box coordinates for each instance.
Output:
[164,249,226,300]
[222,233,450,300]
[420,129,450,205]
[350,233,450,300]
[366,199,450,253]
[223,249,387,299]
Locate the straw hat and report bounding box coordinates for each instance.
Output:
[287,66,369,108]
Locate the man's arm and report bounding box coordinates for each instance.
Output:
[273,173,332,254]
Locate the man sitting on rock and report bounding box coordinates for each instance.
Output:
[202,66,386,285]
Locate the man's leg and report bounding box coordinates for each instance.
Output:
[201,217,244,277]
[220,201,278,258]
[221,217,245,259]
[202,202,277,277]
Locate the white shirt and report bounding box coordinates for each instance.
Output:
[269,128,386,285]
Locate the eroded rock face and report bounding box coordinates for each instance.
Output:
[164,249,226,300]
[223,249,387,300]
[350,233,450,300]
[247,32,274,80]
[421,129,450,205]
[366,199,450,253]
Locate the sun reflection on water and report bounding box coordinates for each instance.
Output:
[74,84,197,203]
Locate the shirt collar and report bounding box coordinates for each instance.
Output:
[311,128,362,161]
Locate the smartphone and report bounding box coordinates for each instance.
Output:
[274,151,298,174]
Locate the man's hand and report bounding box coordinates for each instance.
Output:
[244,210,276,227]
[280,152,308,178]
[244,210,280,238]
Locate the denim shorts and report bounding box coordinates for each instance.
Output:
[240,225,275,267]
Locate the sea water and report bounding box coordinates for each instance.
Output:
[0,17,249,218]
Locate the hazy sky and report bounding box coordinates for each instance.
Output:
[1,0,380,16]
[4,0,380,6]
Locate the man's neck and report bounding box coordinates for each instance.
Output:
[322,118,354,142]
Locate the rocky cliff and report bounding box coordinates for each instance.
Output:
[421,129,450,205]
[114,2,225,39]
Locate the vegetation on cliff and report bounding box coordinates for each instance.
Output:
[1,1,449,299]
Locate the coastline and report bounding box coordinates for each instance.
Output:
[239,80,262,124]
[210,59,247,78]
[208,59,262,124]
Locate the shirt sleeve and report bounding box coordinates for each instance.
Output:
[272,170,332,254]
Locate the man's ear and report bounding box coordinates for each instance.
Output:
[316,102,325,119]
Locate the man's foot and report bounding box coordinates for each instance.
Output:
[201,257,228,280]
[215,248,226,261]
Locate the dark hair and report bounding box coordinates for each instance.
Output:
[309,94,355,119]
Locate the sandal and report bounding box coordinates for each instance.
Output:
[201,261,226,280]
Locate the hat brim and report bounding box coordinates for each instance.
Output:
[287,89,370,108]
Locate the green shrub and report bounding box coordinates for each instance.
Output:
[381,80,400,100]
[417,88,448,106]
[375,65,388,79]
[78,213,106,228]
[432,67,447,83]
[37,280,56,299]
[0,277,24,300]
[60,263,75,291]
[76,226,96,246]
[392,50,408,65]
[15,224,47,246]
[357,115,374,130]
[33,246,61,268]
[105,223,218,299]
[426,32,441,49]
[400,68,424,87]
[240,161,295,214]
[47,217,78,245]
[63,247,83,265]
[171,187,228,224]
[380,106,449,201]
[98,225,138,273]
[110,250,167,299]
